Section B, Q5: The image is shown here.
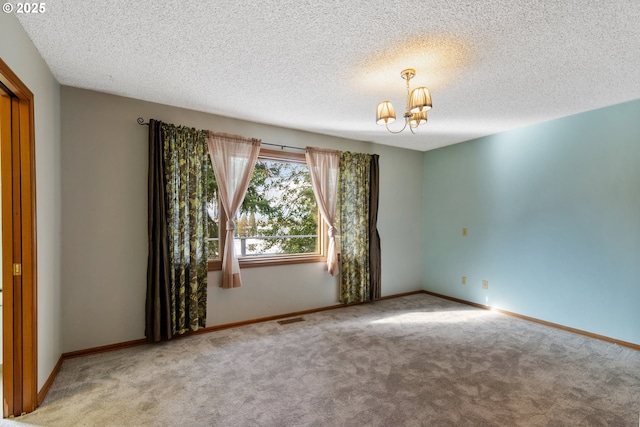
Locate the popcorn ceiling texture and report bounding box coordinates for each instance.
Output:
[15,0,640,151]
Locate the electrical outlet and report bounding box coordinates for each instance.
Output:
[462,228,468,237]
[462,276,467,285]
[482,280,488,290]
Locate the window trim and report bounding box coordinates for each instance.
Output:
[207,148,327,271]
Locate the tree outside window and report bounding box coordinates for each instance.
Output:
[206,148,323,269]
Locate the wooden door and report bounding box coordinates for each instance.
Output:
[0,58,38,417]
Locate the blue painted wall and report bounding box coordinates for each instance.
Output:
[423,99,640,345]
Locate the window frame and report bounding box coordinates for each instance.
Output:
[207,148,327,271]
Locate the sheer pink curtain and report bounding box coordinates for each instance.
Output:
[305,147,340,275]
[206,132,261,288]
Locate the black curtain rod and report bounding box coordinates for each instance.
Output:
[261,142,306,151]
[137,117,306,151]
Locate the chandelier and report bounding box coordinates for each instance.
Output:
[376,69,432,134]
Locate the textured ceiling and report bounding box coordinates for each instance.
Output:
[15,0,640,151]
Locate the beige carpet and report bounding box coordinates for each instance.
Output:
[5,294,640,426]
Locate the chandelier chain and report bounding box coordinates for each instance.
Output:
[405,76,411,116]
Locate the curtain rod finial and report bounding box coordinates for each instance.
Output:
[137,117,149,125]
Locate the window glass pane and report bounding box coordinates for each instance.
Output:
[236,157,318,257]
[206,161,220,260]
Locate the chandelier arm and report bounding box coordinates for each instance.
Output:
[385,118,409,134]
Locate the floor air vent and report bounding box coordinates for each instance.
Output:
[277,317,305,325]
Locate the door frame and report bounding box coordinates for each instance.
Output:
[0,58,38,417]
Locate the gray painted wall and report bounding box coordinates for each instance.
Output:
[60,87,424,353]
[0,13,63,389]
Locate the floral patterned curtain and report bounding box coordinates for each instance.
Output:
[162,123,209,334]
[339,151,375,304]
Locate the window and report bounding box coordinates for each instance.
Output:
[207,148,325,270]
